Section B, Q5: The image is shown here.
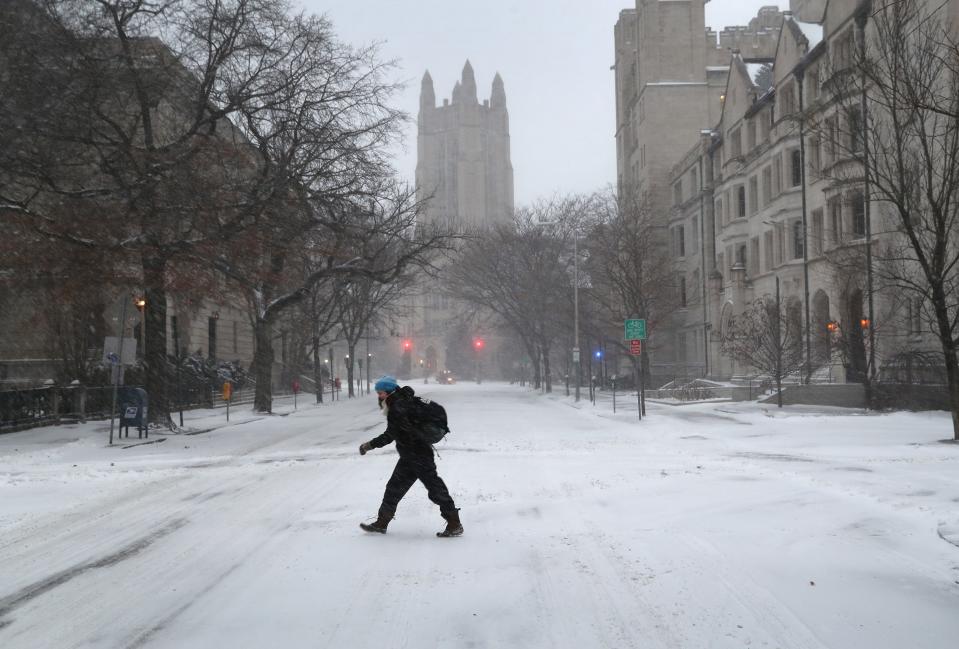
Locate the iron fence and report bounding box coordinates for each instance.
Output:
[0,384,141,433]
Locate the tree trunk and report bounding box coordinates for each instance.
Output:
[640,351,648,416]
[533,349,542,389]
[632,358,642,420]
[522,340,538,389]
[542,346,552,393]
[253,318,275,413]
[931,289,959,440]
[776,375,783,408]
[142,256,170,425]
[313,330,323,404]
[347,344,356,397]
[941,348,959,441]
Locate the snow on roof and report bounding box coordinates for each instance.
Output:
[745,62,770,86]
[791,17,824,49]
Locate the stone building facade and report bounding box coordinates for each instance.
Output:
[663,0,959,387]
[416,61,514,229]
[0,20,259,389]
[382,62,515,381]
[614,1,782,382]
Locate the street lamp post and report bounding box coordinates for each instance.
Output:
[173,316,183,427]
[856,11,877,388]
[573,235,580,402]
[135,298,146,359]
[328,348,334,401]
[473,338,484,384]
[358,357,364,395]
[535,217,580,399]
[795,66,813,384]
[108,297,129,446]
[312,316,323,404]
[367,352,372,394]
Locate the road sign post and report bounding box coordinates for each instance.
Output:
[624,320,648,422]
[223,381,232,421]
[572,347,580,402]
[624,319,647,341]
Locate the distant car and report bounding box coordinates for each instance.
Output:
[439,370,455,384]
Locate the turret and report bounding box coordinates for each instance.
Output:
[490,72,506,110]
[460,59,478,104]
[451,80,462,104]
[420,70,435,110]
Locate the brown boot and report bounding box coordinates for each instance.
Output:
[437,509,463,538]
[360,508,393,534]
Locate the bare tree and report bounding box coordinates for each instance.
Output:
[588,188,681,391]
[0,0,414,423]
[446,197,588,392]
[337,274,412,397]
[721,283,805,408]
[814,0,959,437]
[304,278,344,403]
[210,184,445,412]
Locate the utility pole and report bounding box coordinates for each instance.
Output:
[328,347,335,401]
[108,298,128,446]
[857,10,877,391]
[573,235,581,402]
[313,313,322,403]
[173,316,183,426]
[795,66,813,384]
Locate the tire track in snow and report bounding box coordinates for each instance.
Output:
[0,518,187,623]
[122,558,246,649]
[0,410,358,560]
[673,532,830,649]
[0,457,354,649]
[0,412,368,647]
[529,527,683,648]
[111,463,356,648]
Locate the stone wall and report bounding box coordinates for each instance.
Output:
[763,383,867,408]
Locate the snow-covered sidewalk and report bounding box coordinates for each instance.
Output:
[0,383,957,648]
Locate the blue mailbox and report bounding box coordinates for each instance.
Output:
[118,387,149,438]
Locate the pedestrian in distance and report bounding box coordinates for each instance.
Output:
[359,375,463,537]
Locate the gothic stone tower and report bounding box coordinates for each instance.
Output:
[416,61,514,229]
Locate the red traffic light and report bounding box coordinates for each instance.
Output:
[826,321,840,333]
[402,339,412,351]
[860,318,871,330]
[474,338,485,350]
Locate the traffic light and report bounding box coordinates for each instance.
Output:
[594,350,603,359]
[860,318,871,330]
[826,321,840,333]
[402,339,412,352]
[473,338,485,350]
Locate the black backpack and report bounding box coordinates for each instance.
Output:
[411,396,449,444]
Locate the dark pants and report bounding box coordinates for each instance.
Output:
[380,453,456,515]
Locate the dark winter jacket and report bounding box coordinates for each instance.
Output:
[366,386,433,456]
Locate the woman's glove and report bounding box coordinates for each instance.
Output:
[359,442,372,455]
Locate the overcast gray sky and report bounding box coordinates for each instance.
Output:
[298,1,786,204]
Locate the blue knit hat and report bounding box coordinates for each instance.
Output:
[374,375,399,393]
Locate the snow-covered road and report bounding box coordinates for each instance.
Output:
[1,383,957,648]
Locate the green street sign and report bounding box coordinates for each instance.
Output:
[625,319,647,341]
